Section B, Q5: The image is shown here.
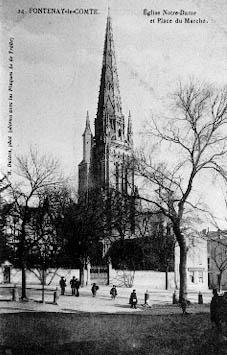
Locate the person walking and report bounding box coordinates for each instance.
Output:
[110,285,117,300]
[70,276,77,296]
[59,276,66,296]
[91,283,99,297]
[210,289,222,331]
[75,278,80,297]
[129,289,138,309]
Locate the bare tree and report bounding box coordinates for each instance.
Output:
[6,147,63,300]
[26,186,71,283]
[133,81,227,301]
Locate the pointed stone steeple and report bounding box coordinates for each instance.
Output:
[83,110,91,134]
[82,111,92,162]
[127,111,133,146]
[78,12,135,201]
[95,10,125,143]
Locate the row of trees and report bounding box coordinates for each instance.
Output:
[1,81,227,301]
[0,149,175,297]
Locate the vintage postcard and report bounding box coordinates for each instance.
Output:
[0,0,227,353]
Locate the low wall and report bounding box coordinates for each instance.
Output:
[110,270,175,290]
[0,268,80,286]
[0,268,175,290]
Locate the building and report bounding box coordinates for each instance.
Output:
[78,12,134,200]
[207,230,227,290]
[77,12,210,290]
[175,236,208,291]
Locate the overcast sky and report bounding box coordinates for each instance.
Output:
[0,0,227,226]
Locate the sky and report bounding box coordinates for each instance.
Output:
[0,0,227,226]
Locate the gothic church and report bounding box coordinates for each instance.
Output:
[78,12,134,199]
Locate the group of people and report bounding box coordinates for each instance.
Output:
[59,276,80,296]
[59,277,138,309]
[59,277,100,298]
[58,279,227,321]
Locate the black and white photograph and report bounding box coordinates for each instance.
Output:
[0,0,227,354]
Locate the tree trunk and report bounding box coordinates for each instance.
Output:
[42,266,45,303]
[165,265,169,290]
[21,234,27,300]
[21,260,27,299]
[173,224,188,302]
[80,260,85,287]
[20,223,27,300]
[218,273,222,293]
[179,242,187,302]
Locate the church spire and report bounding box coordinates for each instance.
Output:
[82,111,92,162]
[83,110,91,135]
[95,10,124,143]
[85,110,90,130]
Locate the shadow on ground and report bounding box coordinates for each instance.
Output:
[1,311,227,354]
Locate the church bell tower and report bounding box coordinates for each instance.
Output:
[78,11,134,198]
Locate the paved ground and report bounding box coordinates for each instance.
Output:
[0,285,213,314]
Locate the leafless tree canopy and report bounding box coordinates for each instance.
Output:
[15,147,62,193]
[136,82,227,224]
[133,81,227,300]
[4,147,64,299]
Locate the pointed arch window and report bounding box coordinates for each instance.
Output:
[124,166,128,193]
[116,162,119,191]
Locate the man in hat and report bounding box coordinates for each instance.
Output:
[129,289,138,309]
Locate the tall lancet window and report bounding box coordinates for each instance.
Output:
[121,154,125,192]
[115,162,119,190]
[121,164,124,192]
[125,166,128,193]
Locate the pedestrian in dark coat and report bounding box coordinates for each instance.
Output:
[210,289,222,331]
[91,283,99,297]
[70,276,77,296]
[110,285,117,299]
[75,278,80,297]
[129,290,138,309]
[59,277,66,295]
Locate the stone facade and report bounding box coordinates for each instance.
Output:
[175,236,208,291]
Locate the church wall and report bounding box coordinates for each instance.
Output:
[109,146,134,194]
